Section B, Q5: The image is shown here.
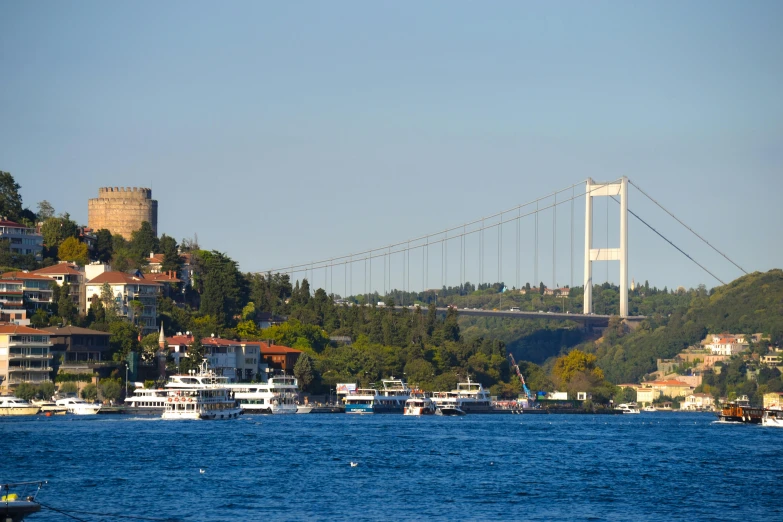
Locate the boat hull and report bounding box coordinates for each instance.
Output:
[0,406,40,416]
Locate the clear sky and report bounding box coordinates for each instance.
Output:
[1,1,781,294]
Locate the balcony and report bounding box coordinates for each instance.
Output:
[8,340,52,347]
[7,353,52,360]
[7,377,51,385]
[8,366,53,373]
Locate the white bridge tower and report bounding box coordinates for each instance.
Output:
[584,177,628,318]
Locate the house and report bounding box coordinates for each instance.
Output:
[0,324,52,392]
[257,312,287,330]
[42,326,111,363]
[682,393,714,411]
[1,271,55,312]
[0,278,28,325]
[636,387,662,405]
[706,337,748,356]
[763,392,783,409]
[85,271,160,335]
[640,379,693,398]
[543,287,570,297]
[254,341,302,373]
[201,337,242,379]
[32,263,86,314]
[0,218,43,260]
[147,252,194,288]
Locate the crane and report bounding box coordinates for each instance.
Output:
[508,354,534,403]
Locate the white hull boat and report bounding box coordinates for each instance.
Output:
[0,397,39,416]
[55,397,101,415]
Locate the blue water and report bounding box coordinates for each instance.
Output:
[3,413,783,521]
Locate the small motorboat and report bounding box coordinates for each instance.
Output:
[296,404,313,414]
[436,405,466,416]
[1,481,46,522]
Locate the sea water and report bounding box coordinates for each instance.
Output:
[2,412,782,521]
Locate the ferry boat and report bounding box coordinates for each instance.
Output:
[124,388,168,415]
[718,395,764,424]
[615,403,641,414]
[162,361,242,420]
[0,397,39,416]
[431,378,492,413]
[404,392,436,416]
[344,378,411,414]
[55,397,101,415]
[227,375,299,414]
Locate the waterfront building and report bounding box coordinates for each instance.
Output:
[42,326,111,364]
[682,393,714,411]
[32,262,86,314]
[0,278,28,325]
[85,271,159,335]
[1,271,55,312]
[0,217,43,260]
[257,341,302,373]
[0,324,52,392]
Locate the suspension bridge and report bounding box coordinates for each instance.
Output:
[259,177,746,322]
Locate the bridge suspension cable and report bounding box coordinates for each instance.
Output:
[628,179,747,275]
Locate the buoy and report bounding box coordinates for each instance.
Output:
[199,469,205,474]
[350,462,358,467]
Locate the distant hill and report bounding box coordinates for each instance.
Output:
[589,269,783,384]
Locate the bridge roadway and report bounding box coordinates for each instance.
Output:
[428,307,646,327]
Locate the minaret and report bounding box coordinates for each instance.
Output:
[158,322,166,350]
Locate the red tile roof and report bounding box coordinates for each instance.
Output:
[147,272,181,283]
[1,271,54,281]
[202,337,242,347]
[0,324,51,335]
[33,263,83,276]
[166,334,194,346]
[0,219,26,228]
[87,272,161,286]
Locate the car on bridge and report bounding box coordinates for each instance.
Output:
[509,307,520,312]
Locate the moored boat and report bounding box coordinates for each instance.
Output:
[344,378,411,414]
[162,361,242,420]
[227,375,299,414]
[435,405,466,416]
[55,397,101,415]
[431,377,492,413]
[718,395,763,424]
[0,397,39,416]
[31,399,66,415]
[124,388,168,415]
[404,392,436,416]
[615,403,641,414]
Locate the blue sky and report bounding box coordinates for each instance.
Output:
[1,1,781,294]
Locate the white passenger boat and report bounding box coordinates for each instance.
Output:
[615,403,641,414]
[31,400,66,415]
[0,396,39,416]
[762,407,783,428]
[124,388,168,415]
[55,397,101,415]
[344,378,411,414]
[431,377,492,413]
[227,375,298,414]
[404,392,436,416]
[162,361,242,420]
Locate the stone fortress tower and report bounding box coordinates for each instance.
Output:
[88,187,158,239]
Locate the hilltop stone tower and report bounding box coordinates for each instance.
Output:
[88,187,158,239]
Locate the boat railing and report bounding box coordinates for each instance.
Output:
[1,480,46,503]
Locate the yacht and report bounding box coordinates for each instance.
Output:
[615,403,641,414]
[404,392,437,416]
[0,397,39,416]
[431,378,492,413]
[227,375,299,414]
[344,378,411,414]
[762,407,783,428]
[162,361,242,420]
[31,399,66,415]
[55,397,101,415]
[124,388,168,415]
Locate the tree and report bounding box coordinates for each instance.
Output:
[30,309,49,328]
[109,321,140,362]
[140,333,161,363]
[196,250,248,326]
[129,221,159,261]
[40,214,79,257]
[81,383,98,401]
[58,382,78,395]
[159,234,182,273]
[553,349,605,386]
[57,282,76,324]
[0,171,23,222]
[37,200,55,220]
[58,236,89,265]
[94,229,113,263]
[293,353,315,391]
[100,282,119,319]
[15,382,37,401]
[99,378,122,402]
[37,381,55,400]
